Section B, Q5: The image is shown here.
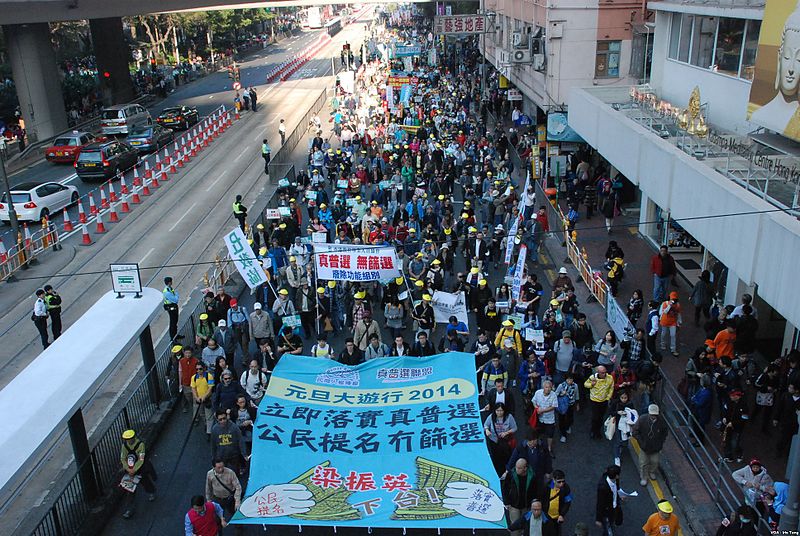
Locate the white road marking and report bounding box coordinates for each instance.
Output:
[254,127,268,142]
[205,170,228,192]
[168,202,197,232]
[234,147,248,162]
[139,247,155,265]
[59,174,78,185]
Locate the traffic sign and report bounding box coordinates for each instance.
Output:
[233,82,242,90]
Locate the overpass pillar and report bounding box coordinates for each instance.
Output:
[3,23,68,143]
[89,17,136,106]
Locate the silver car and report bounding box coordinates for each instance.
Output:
[100,104,152,135]
[0,181,80,223]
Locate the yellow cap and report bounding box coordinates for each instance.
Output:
[247,239,254,246]
[657,501,673,514]
[320,203,327,208]
[444,228,452,235]
[256,224,264,230]
[487,171,493,176]
[356,196,362,201]
[415,280,424,288]
[171,345,183,354]
[317,287,325,294]
[432,259,441,265]
[416,252,424,258]
[395,277,404,285]
[479,279,487,286]
[409,228,417,233]
[290,198,296,203]
[122,429,136,440]
[503,320,514,327]
[438,195,444,200]
[355,291,366,299]
[200,313,209,320]
[279,223,287,229]
[550,299,560,306]
[423,294,432,301]
[464,201,471,207]
[468,227,477,233]
[289,256,297,262]
[279,289,289,295]
[328,281,336,288]
[470,267,480,274]
[461,213,469,219]
[259,247,267,255]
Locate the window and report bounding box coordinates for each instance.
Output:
[690,16,716,69]
[741,19,760,80]
[678,14,693,62]
[715,17,745,76]
[668,14,681,59]
[596,41,621,78]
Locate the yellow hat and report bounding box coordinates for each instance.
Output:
[464,201,471,207]
[356,196,362,201]
[444,228,452,235]
[279,288,289,295]
[290,198,296,203]
[468,227,477,233]
[470,267,480,274]
[328,281,336,288]
[438,195,444,200]
[200,313,209,320]
[461,213,469,219]
[416,252,424,258]
[256,224,264,230]
[171,344,183,354]
[432,259,441,265]
[395,277,404,285]
[487,171,493,176]
[415,280,424,288]
[122,429,136,440]
[259,247,267,255]
[289,256,297,262]
[355,291,366,299]
[657,501,673,514]
[279,223,287,229]
[550,299,560,306]
[320,203,327,208]
[479,279,487,286]
[503,320,514,327]
[409,228,417,233]
[317,287,325,294]
[247,239,254,246]
[423,294,432,301]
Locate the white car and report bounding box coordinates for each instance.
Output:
[0,181,80,223]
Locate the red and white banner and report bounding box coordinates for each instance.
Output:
[314,243,401,281]
[434,15,487,35]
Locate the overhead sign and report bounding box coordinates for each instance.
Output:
[507,89,522,101]
[431,291,469,327]
[231,353,506,529]
[747,0,800,141]
[546,112,584,142]
[434,15,487,35]
[224,227,269,289]
[110,263,142,296]
[314,243,401,282]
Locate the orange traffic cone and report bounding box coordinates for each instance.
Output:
[144,161,152,180]
[81,224,92,245]
[100,186,109,209]
[176,150,185,168]
[95,211,107,233]
[160,169,169,183]
[109,203,119,222]
[131,187,141,204]
[120,174,129,195]
[133,167,141,186]
[163,147,171,166]
[0,240,6,263]
[120,193,130,213]
[77,199,87,223]
[142,177,151,196]
[155,154,162,171]
[151,172,160,188]
[23,224,31,248]
[109,181,118,202]
[88,193,98,215]
[62,208,74,232]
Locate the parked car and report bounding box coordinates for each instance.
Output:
[100,104,152,135]
[156,106,199,130]
[44,131,96,163]
[74,139,139,181]
[126,125,174,154]
[0,181,80,223]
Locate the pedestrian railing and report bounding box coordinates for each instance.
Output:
[0,219,61,281]
[268,86,328,180]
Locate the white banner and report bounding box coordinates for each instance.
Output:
[504,215,522,265]
[223,227,269,289]
[607,295,635,342]
[512,244,527,300]
[431,291,469,328]
[314,243,401,282]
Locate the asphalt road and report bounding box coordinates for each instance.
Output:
[0,19,370,536]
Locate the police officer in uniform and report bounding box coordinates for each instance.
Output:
[232,195,247,232]
[44,284,62,340]
[32,288,49,349]
[163,276,181,341]
[261,138,271,175]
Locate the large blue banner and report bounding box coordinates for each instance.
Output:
[232,353,506,529]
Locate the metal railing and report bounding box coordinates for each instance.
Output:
[268,87,328,180]
[0,219,61,281]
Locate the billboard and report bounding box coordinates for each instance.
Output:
[747,0,800,140]
[231,353,506,529]
[547,112,584,142]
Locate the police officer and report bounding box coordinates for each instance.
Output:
[232,195,247,232]
[261,138,271,175]
[32,289,49,349]
[163,276,181,341]
[44,284,62,340]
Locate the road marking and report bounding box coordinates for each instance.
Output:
[139,247,155,265]
[59,174,78,185]
[205,170,228,192]
[234,147,249,162]
[254,127,268,142]
[168,202,196,232]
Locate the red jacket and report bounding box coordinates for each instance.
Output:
[650,254,676,277]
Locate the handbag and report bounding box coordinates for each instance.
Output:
[527,408,539,429]
[557,394,570,415]
[603,415,616,441]
[756,391,774,407]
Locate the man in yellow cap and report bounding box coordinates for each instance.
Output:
[285,255,304,301]
[119,428,156,518]
[272,287,296,334]
[495,319,523,355]
[413,293,436,339]
[642,499,680,535]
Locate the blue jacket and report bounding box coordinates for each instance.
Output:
[690,386,713,426]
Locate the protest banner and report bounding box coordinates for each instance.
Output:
[314,243,401,282]
[223,227,269,289]
[231,353,505,529]
[511,245,527,300]
[430,291,469,327]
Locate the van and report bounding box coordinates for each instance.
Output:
[100,104,152,135]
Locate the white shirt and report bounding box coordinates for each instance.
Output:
[607,476,618,508]
[34,298,47,317]
[240,369,267,399]
[532,389,558,424]
[495,390,506,407]
[394,344,407,356]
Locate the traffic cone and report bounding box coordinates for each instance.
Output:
[227,111,233,126]
[0,240,6,263]
[142,177,151,196]
[151,171,160,188]
[203,131,210,147]
[177,149,185,168]
[170,157,178,173]
[120,193,130,213]
[88,192,98,215]
[120,174,129,195]
[77,199,87,224]
[183,147,190,164]
[160,169,169,183]
[100,186,109,209]
[109,203,119,222]
[62,208,74,232]
[144,161,152,180]
[109,181,118,202]
[131,187,141,205]
[163,147,171,166]
[235,108,240,121]
[155,154,162,172]
[190,140,198,157]
[133,167,141,187]
[95,211,106,233]
[23,224,31,248]
[81,224,92,245]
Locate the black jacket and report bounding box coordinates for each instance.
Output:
[632,415,669,454]
[485,387,516,415]
[595,476,623,524]
[539,479,573,518]
[502,468,537,510]
[508,511,558,536]
[411,340,436,357]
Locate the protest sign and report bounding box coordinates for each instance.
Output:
[431,291,469,327]
[314,243,401,282]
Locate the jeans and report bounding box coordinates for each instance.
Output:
[653,275,670,301]
[638,450,660,479]
[659,325,677,353]
[611,429,627,460]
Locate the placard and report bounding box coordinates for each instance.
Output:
[266,209,281,219]
[110,263,142,295]
[282,314,301,328]
[278,206,292,217]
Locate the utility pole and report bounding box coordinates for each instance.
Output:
[0,153,20,244]
[779,416,800,531]
[479,0,487,103]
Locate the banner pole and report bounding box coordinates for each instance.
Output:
[313,248,320,336]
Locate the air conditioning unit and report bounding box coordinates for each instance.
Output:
[533,54,545,70]
[512,31,528,48]
[511,49,531,63]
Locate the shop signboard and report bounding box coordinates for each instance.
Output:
[434,15,487,35]
[507,89,522,101]
[546,112,584,143]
